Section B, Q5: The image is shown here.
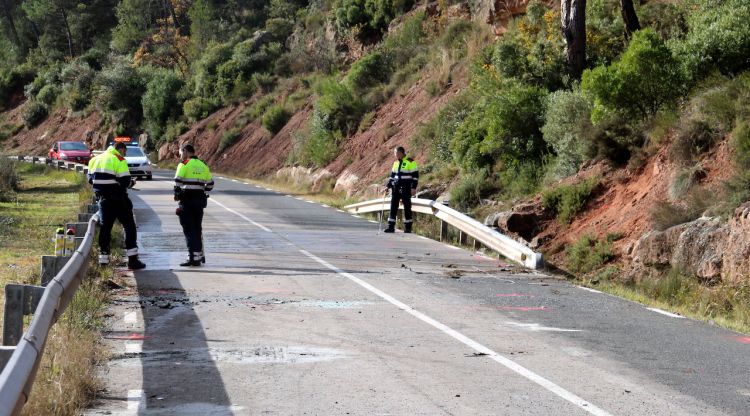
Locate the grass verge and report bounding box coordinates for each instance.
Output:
[0,162,110,415]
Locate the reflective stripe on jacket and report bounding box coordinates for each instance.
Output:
[389,158,419,189]
[175,157,214,198]
[87,146,130,195]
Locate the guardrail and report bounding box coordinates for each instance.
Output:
[5,155,89,174]
[345,197,543,270]
[0,156,99,416]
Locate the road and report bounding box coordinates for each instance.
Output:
[85,170,750,416]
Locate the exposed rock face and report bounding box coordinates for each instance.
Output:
[472,0,549,35]
[485,201,549,242]
[630,202,750,284]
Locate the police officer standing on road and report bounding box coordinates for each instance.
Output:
[174,144,214,267]
[88,142,146,269]
[385,146,419,233]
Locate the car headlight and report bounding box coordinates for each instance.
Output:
[141,161,150,166]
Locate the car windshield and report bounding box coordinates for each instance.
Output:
[126,147,145,157]
[59,142,88,151]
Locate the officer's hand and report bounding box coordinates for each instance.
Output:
[411,188,417,197]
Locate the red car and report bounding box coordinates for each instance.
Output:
[48,141,92,164]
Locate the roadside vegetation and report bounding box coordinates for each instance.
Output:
[0,162,110,415]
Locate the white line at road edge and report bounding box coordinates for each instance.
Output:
[299,249,614,416]
[209,198,272,232]
[647,307,684,319]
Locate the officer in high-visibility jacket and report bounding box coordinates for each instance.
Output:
[174,144,214,266]
[385,146,419,233]
[87,142,146,269]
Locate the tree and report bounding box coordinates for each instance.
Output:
[561,0,586,79]
[619,0,640,39]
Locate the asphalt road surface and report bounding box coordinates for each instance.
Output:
[84,170,750,416]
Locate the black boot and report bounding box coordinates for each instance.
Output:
[384,223,395,233]
[404,222,412,233]
[180,255,201,267]
[128,255,146,270]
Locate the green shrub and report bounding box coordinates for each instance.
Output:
[251,72,276,93]
[450,81,547,171]
[565,234,614,274]
[346,51,392,95]
[450,171,497,210]
[542,89,594,179]
[674,0,750,79]
[23,102,48,128]
[0,65,34,108]
[218,127,242,153]
[262,105,290,134]
[292,116,342,167]
[36,84,60,106]
[585,0,626,66]
[191,42,233,99]
[334,0,415,39]
[183,97,217,122]
[491,2,566,89]
[542,177,599,224]
[247,95,275,120]
[582,29,685,121]
[163,121,189,143]
[93,62,145,118]
[314,78,364,135]
[142,71,185,141]
[413,93,473,163]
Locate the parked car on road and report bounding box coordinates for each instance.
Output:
[48,141,92,164]
[124,146,153,180]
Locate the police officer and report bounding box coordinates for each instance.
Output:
[87,142,146,269]
[174,144,214,267]
[385,146,419,233]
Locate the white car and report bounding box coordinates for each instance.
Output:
[124,146,153,180]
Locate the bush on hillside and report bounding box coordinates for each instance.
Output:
[292,116,342,167]
[23,101,48,128]
[582,29,685,121]
[674,0,750,80]
[218,127,242,153]
[93,62,145,117]
[0,65,34,108]
[639,2,688,41]
[542,177,599,224]
[334,0,415,40]
[585,0,627,66]
[450,171,497,210]
[566,234,614,274]
[542,89,594,179]
[183,97,217,122]
[314,78,365,135]
[450,81,547,172]
[36,84,60,106]
[142,70,185,141]
[262,105,290,134]
[491,1,566,90]
[346,51,392,95]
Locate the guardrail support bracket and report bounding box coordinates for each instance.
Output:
[2,284,46,347]
[439,220,449,242]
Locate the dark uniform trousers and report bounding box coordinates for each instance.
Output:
[179,197,206,256]
[389,184,413,225]
[98,194,137,255]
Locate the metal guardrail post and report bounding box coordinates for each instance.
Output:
[2,286,23,346]
[86,204,99,214]
[40,256,72,287]
[78,213,93,222]
[440,220,449,242]
[0,347,14,373]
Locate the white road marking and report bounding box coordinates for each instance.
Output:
[445,244,461,250]
[306,200,316,204]
[217,176,225,179]
[336,209,346,213]
[579,286,603,294]
[209,198,272,232]
[125,342,142,354]
[368,220,378,224]
[127,389,146,411]
[419,236,430,240]
[321,204,330,208]
[124,311,137,324]
[243,182,249,185]
[351,215,362,219]
[231,179,239,182]
[647,307,684,318]
[299,249,613,416]
[504,321,582,332]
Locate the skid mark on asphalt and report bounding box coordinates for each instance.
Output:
[112,346,348,366]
